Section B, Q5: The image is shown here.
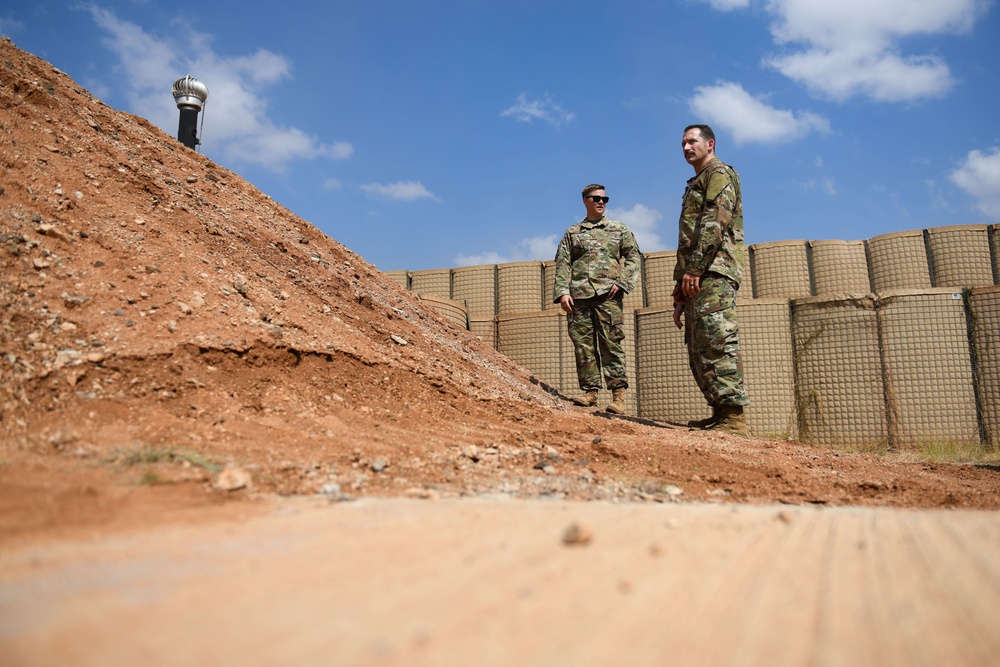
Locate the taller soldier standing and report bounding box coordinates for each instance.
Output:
[553,184,641,414]
[672,124,750,437]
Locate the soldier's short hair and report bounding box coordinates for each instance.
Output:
[684,124,716,144]
[582,183,605,197]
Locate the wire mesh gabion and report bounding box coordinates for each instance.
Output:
[469,316,497,349]
[926,224,994,288]
[497,261,544,315]
[791,295,887,447]
[452,264,496,317]
[416,294,468,330]
[740,298,797,439]
[635,307,710,424]
[970,286,1000,447]
[992,224,1000,285]
[878,288,979,447]
[868,230,931,292]
[382,270,409,290]
[809,239,871,296]
[642,250,677,308]
[496,310,564,389]
[751,240,811,299]
[408,268,452,299]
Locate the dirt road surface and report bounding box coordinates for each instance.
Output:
[3,497,999,667]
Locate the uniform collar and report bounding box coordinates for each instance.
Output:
[688,156,722,183]
[581,216,607,228]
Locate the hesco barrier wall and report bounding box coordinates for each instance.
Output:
[384,270,409,290]
[497,261,544,315]
[809,240,870,296]
[382,223,999,445]
[452,264,496,318]
[878,289,979,447]
[496,310,564,390]
[927,225,994,288]
[469,316,497,349]
[751,240,811,299]
[416,294,468,331]
[409,268,451,299]
[739,298,797,440]
[868,230,932,292]
[992,225,1000,284]
[971,286,1000,447]
[635,307,708,424]
[643,250,677,307]
[792,295,887,447]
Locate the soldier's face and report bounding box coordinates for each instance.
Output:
[583,190,607,219]
[682,129,714,169]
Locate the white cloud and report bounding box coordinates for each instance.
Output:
[689,81,830,145]
[453,252,507,267]
[705,0,751,9]
[501,93,575,127]
[761,0,989,102]
[801,176,838,196]
[454,205,667,268]
[359,181,441,202]
[88,7,352,170]
[949,147,1000,219]
[609,203,668,252]
[454,234,559,267]
[0,15,26,37]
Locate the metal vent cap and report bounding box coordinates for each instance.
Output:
[172,75,209,110]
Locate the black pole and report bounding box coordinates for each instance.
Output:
[177,106,200,150]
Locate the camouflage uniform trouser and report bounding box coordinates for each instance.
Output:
[567,293,628,392]
[684,273,748,407]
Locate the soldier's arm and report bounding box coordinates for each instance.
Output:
[552,232,573,302]
[685,170,735,276]
[617,227,642,294]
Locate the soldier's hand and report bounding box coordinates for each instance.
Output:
[673,303,684,329]
[682,272,701,298]
[608,284,620,299]
[559,295,574,314]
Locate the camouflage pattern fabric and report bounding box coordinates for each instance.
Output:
[567,294,628,391]
[683,274,748,406]
[673,157,745,285]
[553,217,641,302]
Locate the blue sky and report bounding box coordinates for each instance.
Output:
[4,1,999,271]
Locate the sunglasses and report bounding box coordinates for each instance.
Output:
[585,196,610,204]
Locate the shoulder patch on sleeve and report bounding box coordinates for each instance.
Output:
[706,171,731,201]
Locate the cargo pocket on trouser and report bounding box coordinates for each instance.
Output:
[601,295,625,344]
[596,296,627,387]
[691,274,736,319]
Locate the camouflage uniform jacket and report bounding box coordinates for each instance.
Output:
[553,217,641,302]
[673,157,745,286]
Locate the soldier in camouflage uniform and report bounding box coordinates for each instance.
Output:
[671,125,750,438]
[553,184,641,414]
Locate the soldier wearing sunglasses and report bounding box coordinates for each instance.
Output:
[553,184,641,414]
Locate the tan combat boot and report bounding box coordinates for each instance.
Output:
[709,405,750,439]
[688,405,722,430]
[573,390,599,407]
[605,388,626,414]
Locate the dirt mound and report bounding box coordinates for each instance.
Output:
[1,38,997,543]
